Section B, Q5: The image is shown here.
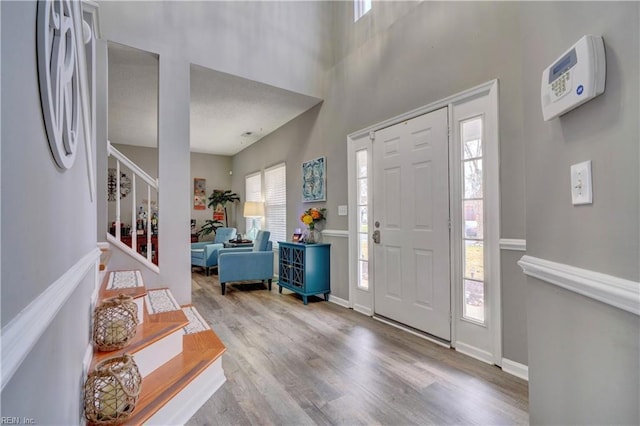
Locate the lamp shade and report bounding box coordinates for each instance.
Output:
[243,201,265,218]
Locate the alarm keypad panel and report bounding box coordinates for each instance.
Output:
[541,35,605,121]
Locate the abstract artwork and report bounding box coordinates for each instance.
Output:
[302,156,326,202]
[194,178,206,210]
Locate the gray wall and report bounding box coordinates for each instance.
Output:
[1,1,96,421]
[98,0,335,305]
[106,145,233,239]
[190,152,233,240]
[519,2,639,424]
[231,1,529,360]
[98,1,333,99]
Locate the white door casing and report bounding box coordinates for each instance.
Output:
[372,107,451,340]
[451,84,501,366]
[347,80,501,364]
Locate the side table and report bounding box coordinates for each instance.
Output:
[278,242,330,305]
[223,240,253,248]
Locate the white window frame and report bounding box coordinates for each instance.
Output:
[347,134,373,315]
[245,165,287,248]
[245,171,262,235]
[264,163,287,248]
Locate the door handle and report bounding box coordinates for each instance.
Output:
[372,230,380,244]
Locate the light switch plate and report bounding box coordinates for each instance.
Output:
[338,205,348,216]
[571,160,593,205]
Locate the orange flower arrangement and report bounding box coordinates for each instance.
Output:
[300,207,326,230]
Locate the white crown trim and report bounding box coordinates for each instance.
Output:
[518,255,640,316]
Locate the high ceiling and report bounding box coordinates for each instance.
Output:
[108,42,321,156]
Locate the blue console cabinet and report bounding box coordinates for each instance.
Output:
[278,242,330,305]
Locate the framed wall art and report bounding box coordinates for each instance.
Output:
[194,178,206,210]
[302,156,326,202]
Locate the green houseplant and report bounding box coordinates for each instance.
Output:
[197,190,240,237]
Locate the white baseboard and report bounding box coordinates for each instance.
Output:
[146,357,226,425]
[455,341,494,365]
[353,304,373,316]
[329,295,350,308]
[501,358,529,381]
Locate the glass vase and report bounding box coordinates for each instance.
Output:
[305,226,320,244]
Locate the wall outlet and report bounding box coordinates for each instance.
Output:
[338,205,348,216]
[570,160,593,205]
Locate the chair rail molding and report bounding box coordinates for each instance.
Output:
[518,255,640,316]
[1,247,101,390]
[499,238,526,251]
[321,229,349,238]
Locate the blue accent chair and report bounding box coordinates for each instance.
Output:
[190,227,237,276]
[218,230,274,295]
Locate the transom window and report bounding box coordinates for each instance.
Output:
[354,0,372,22]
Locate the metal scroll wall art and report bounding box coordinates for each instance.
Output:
[107,168,132,202]
[37,0,96,201]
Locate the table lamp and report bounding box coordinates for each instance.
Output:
[243,201,264,240]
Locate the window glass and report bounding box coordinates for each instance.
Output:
[245,172,262,234]
[264,164,287,246]
[354,0,372,22]
[461,117,485,324]
[356,149,369,290]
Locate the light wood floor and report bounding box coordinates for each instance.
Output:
[187,273,529,425]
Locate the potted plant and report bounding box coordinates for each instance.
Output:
[207,190,240,227]
[196,218,224,238]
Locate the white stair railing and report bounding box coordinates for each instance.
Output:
[107,141,159,270]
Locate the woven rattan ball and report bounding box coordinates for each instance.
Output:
[84,354,142,426]
[93,294,138,351]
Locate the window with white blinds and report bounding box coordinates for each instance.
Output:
[264,163,287,246]
[245,172,262,234]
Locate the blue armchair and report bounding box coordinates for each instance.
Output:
[191,227,237,276]
[218,230,274,295]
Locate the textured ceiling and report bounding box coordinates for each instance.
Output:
[107,43,321,156]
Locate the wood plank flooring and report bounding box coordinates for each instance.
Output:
[187,273,529,425]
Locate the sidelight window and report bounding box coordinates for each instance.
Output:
[461,117,485,324]
[356,149,369,290]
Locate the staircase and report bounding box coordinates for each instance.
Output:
[107,141,159,273]
[90,249,226,424]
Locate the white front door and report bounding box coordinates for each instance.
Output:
[372,107,451,340]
